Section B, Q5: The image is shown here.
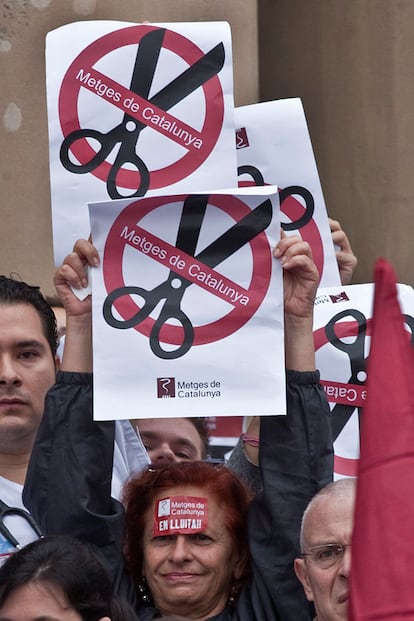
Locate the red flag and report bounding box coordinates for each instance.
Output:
[349,258,414,620]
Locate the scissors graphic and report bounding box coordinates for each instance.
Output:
[0,499,43,550]
[403,314,414,345]
[237,165,314,231]
[324,309,368,441]
[60,28,225,199]
[103,195,273,359]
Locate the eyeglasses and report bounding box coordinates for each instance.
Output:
[301,543,351,569]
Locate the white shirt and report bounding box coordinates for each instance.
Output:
[0,476,39,564]
[0,419,150,564]
[112,418,150,499]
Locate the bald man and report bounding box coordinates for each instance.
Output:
[294,479,356,621]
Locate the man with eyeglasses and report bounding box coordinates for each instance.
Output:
[294,478,356,621]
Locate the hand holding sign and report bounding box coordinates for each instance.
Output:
[329,218,358,285]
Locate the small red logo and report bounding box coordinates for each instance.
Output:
[157,377,176,398]
[329,292,350,304]
[236,127,249,149]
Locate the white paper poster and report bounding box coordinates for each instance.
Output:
[235,99,340,288]
[88,186,285,420]
[46,20,237,265]
[314,283,414,479]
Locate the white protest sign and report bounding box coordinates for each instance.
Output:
[88,186,285,420]
[235,98,340,288]
[46,20,237,265]
[314,283,414,479]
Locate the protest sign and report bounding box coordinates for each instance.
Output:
[88,186,285,421]
[235,98,340,287]
[314,283,414,478]
[46,20,237,265]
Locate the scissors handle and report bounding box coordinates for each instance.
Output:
[60,125,128,173]
[103,278,194,359]
[103,285,160,329]
[106,124,150,199]
[324,309,368,440]
[150,303,194,360]
[279,185,315,231]
[403,314,414,345]
[237,165,265,186]
[325,309,367,360]
[60,120,150,198]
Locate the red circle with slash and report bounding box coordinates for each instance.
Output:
[314,318,372,477]
[59,24,224,190]
[103,195,273,346]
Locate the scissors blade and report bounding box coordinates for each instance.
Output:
[174,195,208,257]
[330,403,361,441]
[128,28,165,103]
[194,198,273,269]
[149,42,225,112]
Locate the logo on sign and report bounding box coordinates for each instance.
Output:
[158,498,171,516]
[236,127,249,149]
[330,292,350,304]
[157,377,176,398]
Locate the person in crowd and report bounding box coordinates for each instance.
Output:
[124,460,252,619]
[0,534,139,621]
[294,478,356,621]
[23,233,333,620]
[0,275,147,556]
[0,274,205,557]
[112,414,210,499]
[131,417,210,464]
[0,277,59,557]
[51,217,356,490]
[329,218,357,285]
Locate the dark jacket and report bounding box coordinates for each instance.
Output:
[24,369,332,621]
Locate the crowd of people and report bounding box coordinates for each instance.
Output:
[0,219,359,621]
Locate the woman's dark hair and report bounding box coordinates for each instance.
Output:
[0,535,138,621]
[0,276,58,357]
[123,461,252,593]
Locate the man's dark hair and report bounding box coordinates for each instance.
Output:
[188,417,210,458]
[0,276,58,357]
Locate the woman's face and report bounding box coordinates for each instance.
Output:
[0,582,86,621]
[142,485,242,620]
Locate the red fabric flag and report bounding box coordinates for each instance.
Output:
[349,258,414,620]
